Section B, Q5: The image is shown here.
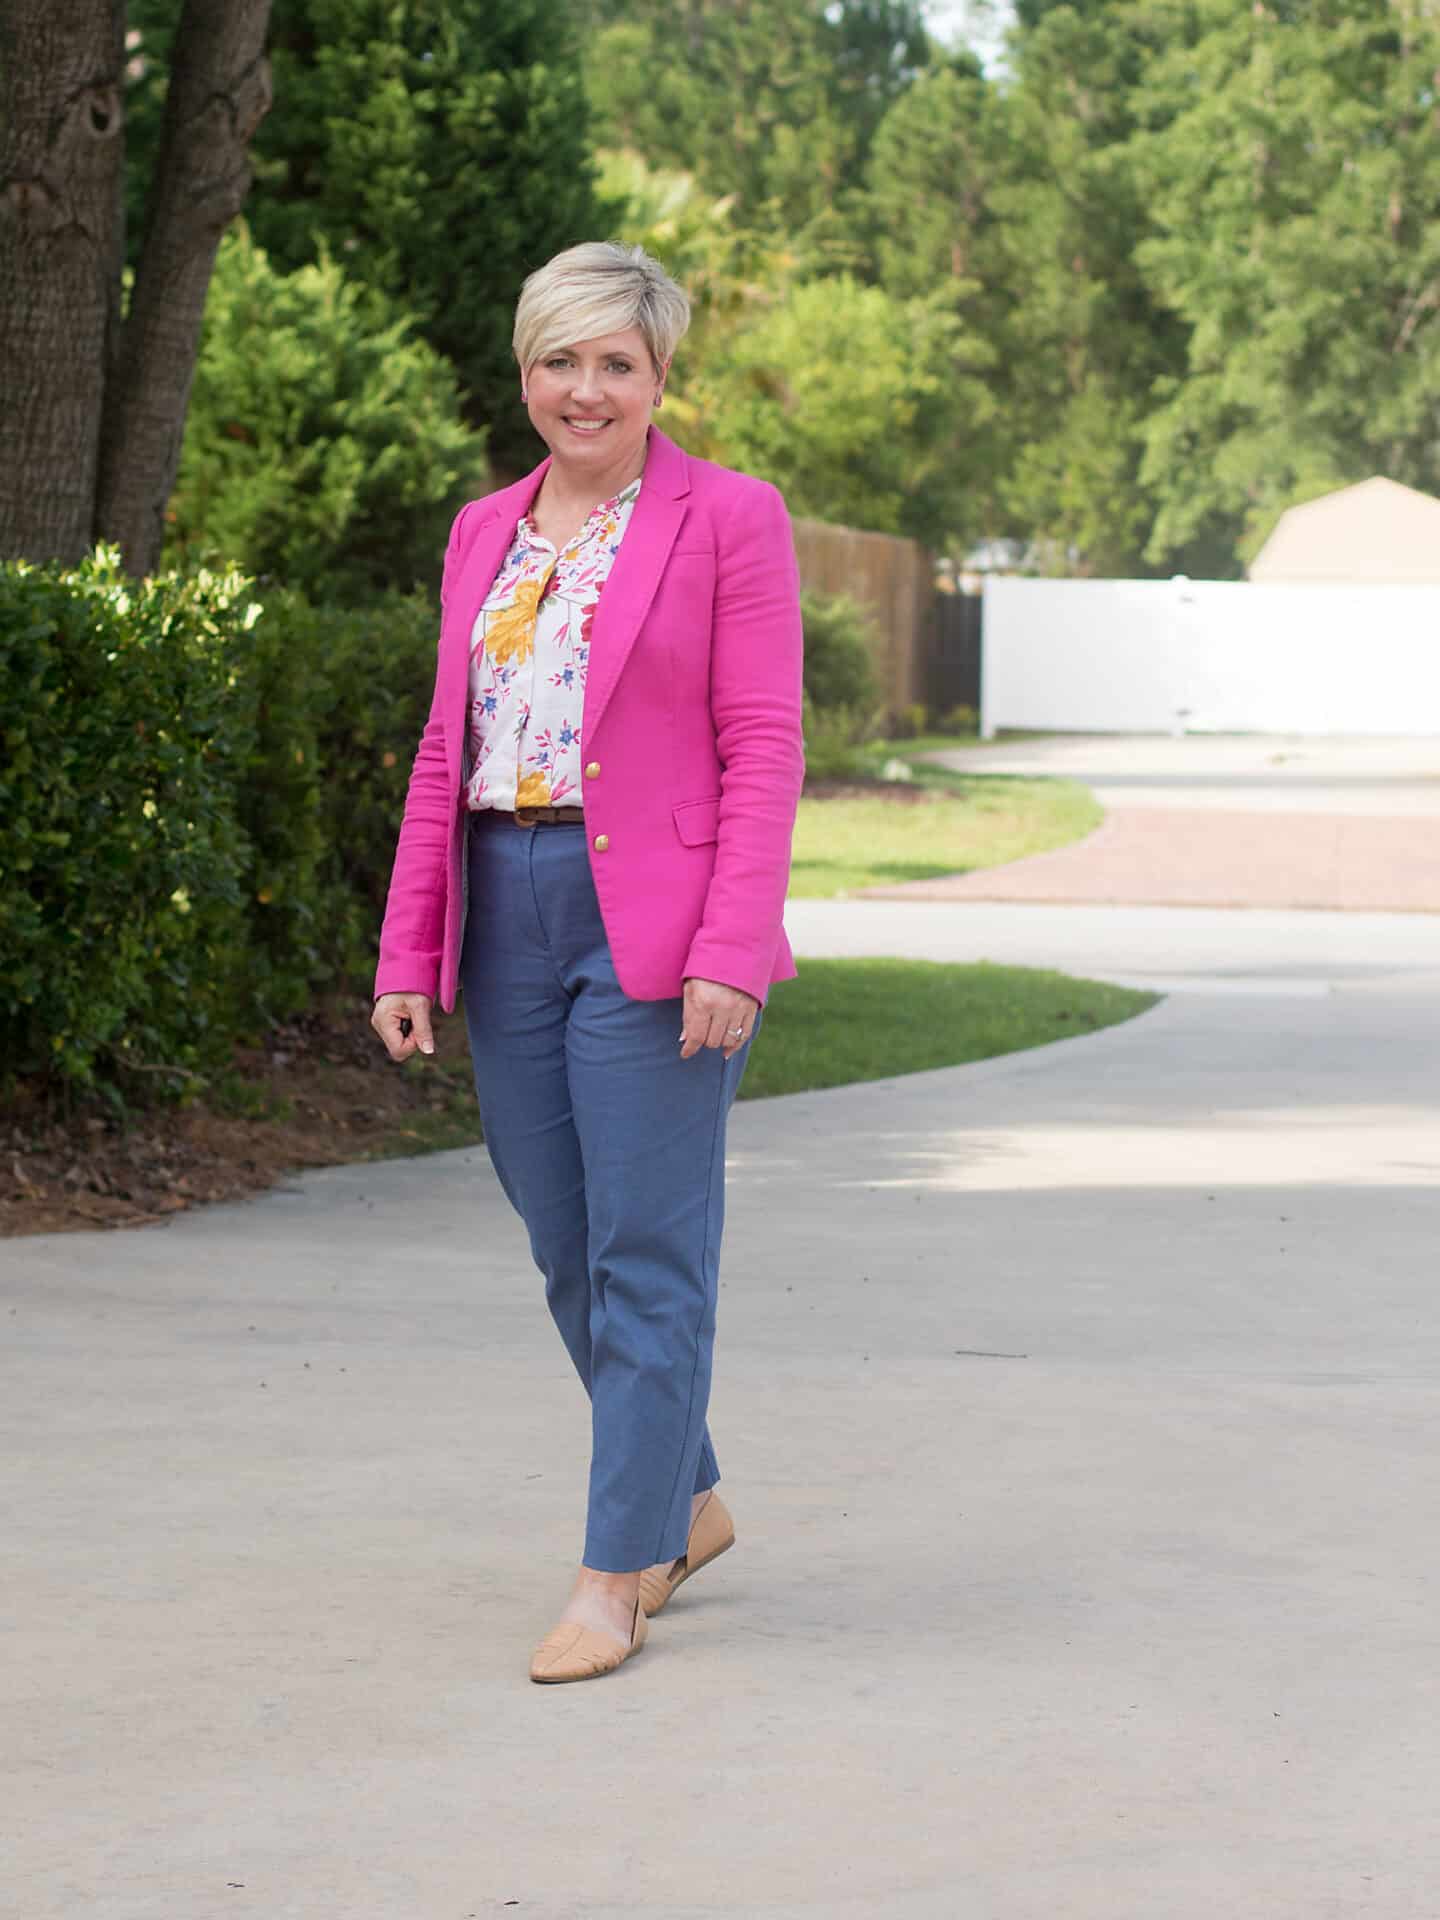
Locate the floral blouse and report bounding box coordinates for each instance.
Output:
[462,475,642,811]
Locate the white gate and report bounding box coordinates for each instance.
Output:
[980,578,1440,736]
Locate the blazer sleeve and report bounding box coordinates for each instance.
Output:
[682,479,806,1001]
[372,502,474,1002]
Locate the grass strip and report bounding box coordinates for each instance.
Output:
[2,961,1155,1234]
[740,957,1154,1099]
[395,957,1156,1124]
[789,770,1102,898]
[377,956,1152,1138]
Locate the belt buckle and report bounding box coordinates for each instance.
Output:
[513,806,539,827]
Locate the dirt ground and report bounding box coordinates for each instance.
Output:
[2,996,482,1238]
[3,782,958,1240]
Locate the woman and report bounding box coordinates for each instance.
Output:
[371,242,805,1684]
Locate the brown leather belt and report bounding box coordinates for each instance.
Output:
[481,805,587,827]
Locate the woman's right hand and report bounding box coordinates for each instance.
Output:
[371,991,436,1061]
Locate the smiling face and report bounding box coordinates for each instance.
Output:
[523,327,661,480]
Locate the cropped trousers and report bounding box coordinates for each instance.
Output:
[458,811,754,1572]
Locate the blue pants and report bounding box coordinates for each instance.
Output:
[459,813,754,1572]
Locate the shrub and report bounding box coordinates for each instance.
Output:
[166,225,489,604]
[889,701,930,740]
[936,702,979,736]
[0,551,262,1099]
[801,588,879,713]
[262,589,441,981]
[801,695,881,783]
[0,556,445,1107]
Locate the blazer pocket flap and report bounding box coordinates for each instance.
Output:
[672,796,722,846]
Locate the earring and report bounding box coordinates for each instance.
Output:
[653,390,664,408]
[520,388,528,403]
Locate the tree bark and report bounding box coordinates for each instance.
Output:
[0,2,126,565]
[96,0,272,576]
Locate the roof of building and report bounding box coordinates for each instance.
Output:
[1248,476,1440,583]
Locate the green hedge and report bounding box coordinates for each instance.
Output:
[0,551,438,1106]
[3,560,886,1105]
[256,587,437,984]
[2,552,259,1096]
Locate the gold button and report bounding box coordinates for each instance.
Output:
[584,760,601,779]
[593,833,610,852]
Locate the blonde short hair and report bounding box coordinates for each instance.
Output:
[513,242,691,377]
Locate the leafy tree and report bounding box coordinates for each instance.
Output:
[690,274,994,542]
[857,4,1198,572]
[594,148,798,458]
[251,0,601,478]
[123,0,603,479]
[857,55,1020,555]
[1125,0,1440,568]
[585,0,931,237]
[978,4,1196,574]
[166,226,488,600]
[0,1,273,573]
[864,54,996,301]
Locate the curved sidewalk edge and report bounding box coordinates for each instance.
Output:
[7,959,1440,1916]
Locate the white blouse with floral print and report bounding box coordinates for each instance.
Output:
[462,475,642,812]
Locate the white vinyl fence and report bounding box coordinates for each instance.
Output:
[981,578,1440,736]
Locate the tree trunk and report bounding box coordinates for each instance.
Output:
[0,2,126,565]
[96,0,272,576]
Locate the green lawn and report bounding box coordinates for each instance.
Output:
[738,958,1155,1099]
[392,956,1153,1147]
[789,759,1102,897]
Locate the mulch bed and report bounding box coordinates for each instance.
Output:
[6,779,950,1239]
[2,996,480,1238]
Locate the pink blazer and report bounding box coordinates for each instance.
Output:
[374,425,805,1012]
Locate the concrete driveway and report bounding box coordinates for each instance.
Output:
[934,733,1440,815]
[7,732,1440,1918]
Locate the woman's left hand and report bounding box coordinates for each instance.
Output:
[680,977,759,1061]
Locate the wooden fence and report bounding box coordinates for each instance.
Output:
[791,517,935,719]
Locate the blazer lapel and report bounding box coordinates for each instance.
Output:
[439,464,549,786]
[583,427,691,743]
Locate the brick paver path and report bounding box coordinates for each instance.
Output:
[863,805,1440,912]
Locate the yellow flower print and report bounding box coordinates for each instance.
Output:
[485,569,553,667]
[515,769,552,807]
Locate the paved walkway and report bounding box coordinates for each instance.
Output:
[868,733,1440,911]
[931,733,1440,815]
[784,896,1440,995]
[7,735,1440,1917]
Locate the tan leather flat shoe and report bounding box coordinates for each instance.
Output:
[529,1597,647,1684]
[638,1491,736,1617]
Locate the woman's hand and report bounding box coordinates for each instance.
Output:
[372,991,436,1061]
[680,977,759,1062]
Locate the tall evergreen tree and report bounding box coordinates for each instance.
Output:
[864,54,995,300]
[585,0,931,237]
[684,274,995,543]
[978,1,1190,574]
[862,11,1193,572]
[127,0,603,478]
[1125,0,1440,567]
